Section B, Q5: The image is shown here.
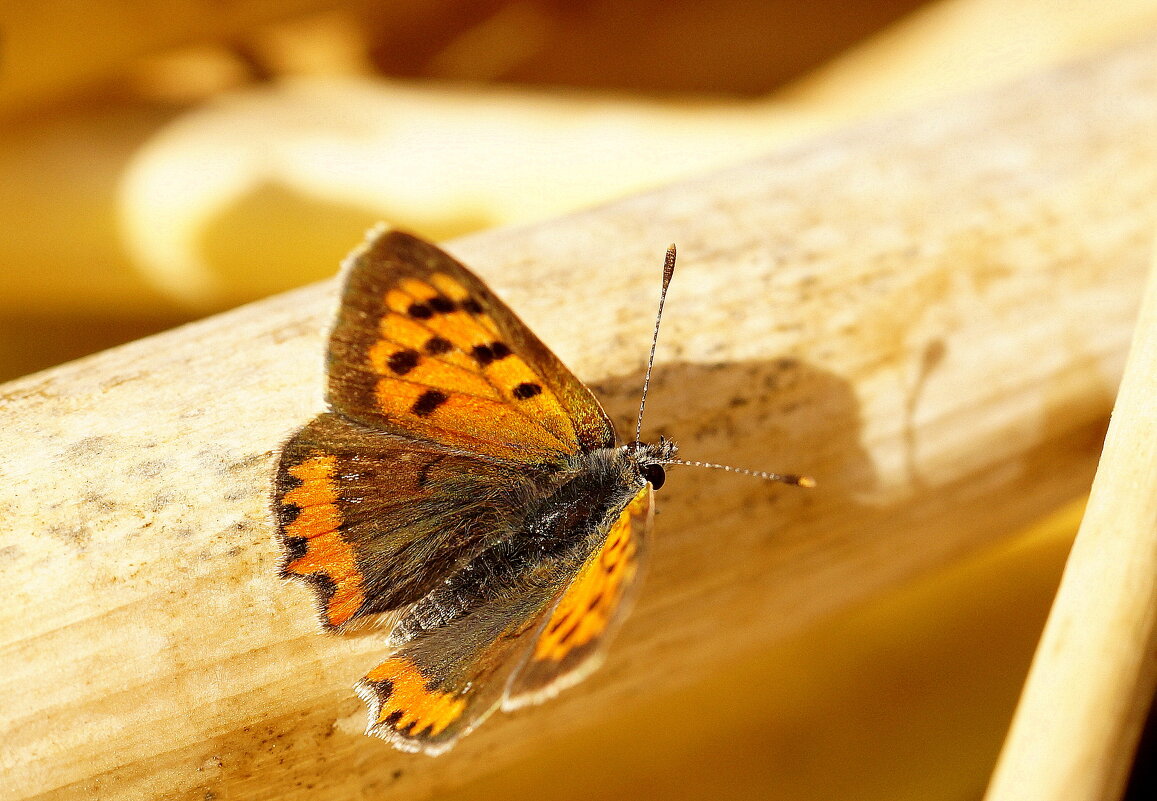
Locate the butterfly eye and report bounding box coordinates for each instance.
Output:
[640,463,666,490]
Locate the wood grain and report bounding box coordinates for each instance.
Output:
[5,35,1157,800]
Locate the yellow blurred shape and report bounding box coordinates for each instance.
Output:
[129,45,253,104]
[116,78,813,308]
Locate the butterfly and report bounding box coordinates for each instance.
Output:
[272,228,810,754]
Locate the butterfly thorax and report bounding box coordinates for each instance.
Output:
[520,438,676,556]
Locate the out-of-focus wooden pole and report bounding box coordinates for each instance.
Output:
[984,250,1157,801]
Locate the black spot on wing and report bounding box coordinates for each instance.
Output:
[428,296,456,313]
[407,295,457,320]
[412,390,449,417]
[555,617,582,645]
[283,535,308,562]
[513,382,542,400]
[387,349,421,375]
[278,503,301,526]
[407,303,433,320]
[423,336,452,355]
[548,613,570,634]
[471,341,513,366]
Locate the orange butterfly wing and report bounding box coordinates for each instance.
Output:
[505,484,654,707]
[275,229,620,630]
[274,413,534,628]
[326,228,614,461]
[354,543,579,754]
[353,484,654,753]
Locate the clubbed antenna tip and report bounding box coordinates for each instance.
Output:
[633,244,678,445]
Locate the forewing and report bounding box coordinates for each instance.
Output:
[355,542,584,754]
[274,412,532,629]
[504,484,654,709]
[326,228,615,461]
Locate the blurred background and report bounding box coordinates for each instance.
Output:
[4,1,1157,799]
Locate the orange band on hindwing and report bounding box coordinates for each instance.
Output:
[277,454,365,627]
[360,657,467,739]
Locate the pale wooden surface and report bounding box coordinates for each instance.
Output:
[4,36,1157,800]
[983,247,1157,800]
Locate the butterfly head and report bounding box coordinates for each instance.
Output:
[622,436,678,491]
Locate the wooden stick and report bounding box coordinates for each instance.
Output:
[983,244,1157,800]
[784,0,1157,116]
[5,34,1157,801]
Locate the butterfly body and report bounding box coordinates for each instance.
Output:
[273,229,674,754]
[522,441,671,557]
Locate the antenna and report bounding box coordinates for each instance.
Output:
[633,244,677,446]
[664,458,815,488]
[631,244,815,489]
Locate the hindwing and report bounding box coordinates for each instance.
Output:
[274,413,534,628]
